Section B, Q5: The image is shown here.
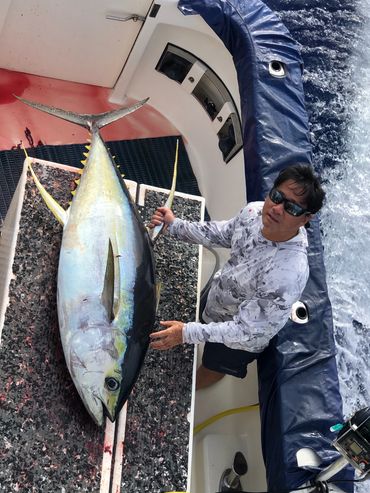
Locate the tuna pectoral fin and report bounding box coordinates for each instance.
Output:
[27,159,68,226]
[150,139,179,243]
[102,239,120,323]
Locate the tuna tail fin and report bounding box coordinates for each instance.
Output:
[25,157,68,226]
[15,96,149,131]
[150,138,179,243]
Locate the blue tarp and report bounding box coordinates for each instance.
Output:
[178,1,353,491]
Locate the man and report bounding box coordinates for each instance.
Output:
[148,165,325,389]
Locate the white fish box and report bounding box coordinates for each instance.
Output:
[0,157,205,493]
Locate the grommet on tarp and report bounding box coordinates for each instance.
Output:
[290,301,309,324]
[268,60,286,77]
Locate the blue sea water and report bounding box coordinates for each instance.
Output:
[269,0,370,490]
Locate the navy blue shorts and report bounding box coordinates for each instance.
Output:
[202,342,260,378]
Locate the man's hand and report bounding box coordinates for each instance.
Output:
[148,207,175,229]
[150,320,184,350]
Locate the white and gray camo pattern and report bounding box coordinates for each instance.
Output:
[168,202,309,352]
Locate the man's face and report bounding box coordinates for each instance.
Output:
[262,179,312,240]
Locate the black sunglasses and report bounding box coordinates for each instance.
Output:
[269,188,310,217]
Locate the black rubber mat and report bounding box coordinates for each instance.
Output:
[0,136,203,223]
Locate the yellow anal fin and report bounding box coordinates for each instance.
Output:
[164,138,179,210]
[26,158,68,226]
[150,138,179,243]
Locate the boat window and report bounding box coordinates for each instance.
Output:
[192,69,229,120]
[218,114,240,162]
[156,44,243,163]
[156,45,194,83]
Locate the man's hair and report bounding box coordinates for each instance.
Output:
[273,164,325,214]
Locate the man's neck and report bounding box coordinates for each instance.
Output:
[261,226,300,242]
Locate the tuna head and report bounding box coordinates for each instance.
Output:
[67,326,127,426]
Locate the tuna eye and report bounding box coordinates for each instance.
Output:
[105,377,120,391]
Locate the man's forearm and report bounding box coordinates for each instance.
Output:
[168,218,233,248]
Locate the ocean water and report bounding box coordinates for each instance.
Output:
[320,13,370,414]
[269,0,370,490]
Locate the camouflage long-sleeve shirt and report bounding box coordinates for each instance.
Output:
[168,202,309,352]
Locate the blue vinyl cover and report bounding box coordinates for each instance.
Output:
[178,1,353,491]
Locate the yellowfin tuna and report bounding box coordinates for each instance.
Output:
[18,96,157,426]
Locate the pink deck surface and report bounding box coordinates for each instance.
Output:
[0,68,177,151]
